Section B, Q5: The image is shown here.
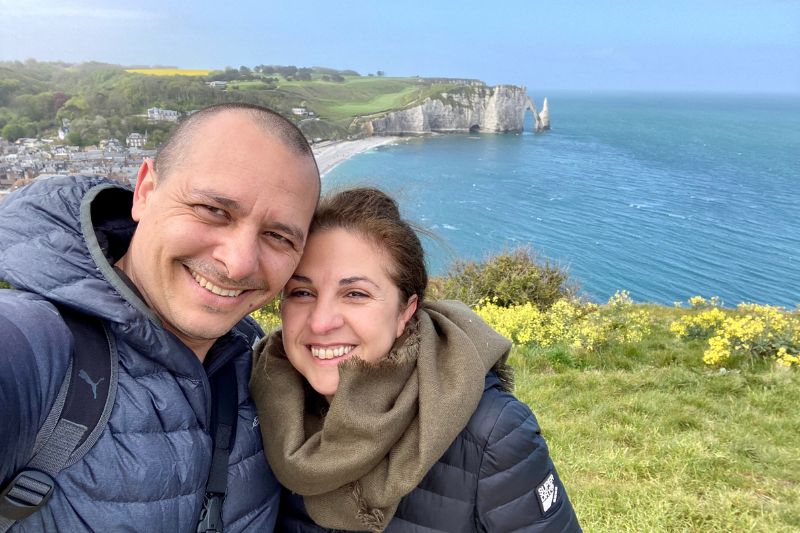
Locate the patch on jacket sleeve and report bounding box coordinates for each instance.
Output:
[536,471,560,515]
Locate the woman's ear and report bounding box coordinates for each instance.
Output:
[396,294,419,337]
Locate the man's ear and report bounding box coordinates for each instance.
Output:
[396,294,419,338]
[131,159,157,222]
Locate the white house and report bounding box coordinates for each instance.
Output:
[126,132,147,148]
[147,107,180,122]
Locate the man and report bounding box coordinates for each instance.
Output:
[0,103,320,531]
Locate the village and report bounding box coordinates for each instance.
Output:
[0,106,186,197]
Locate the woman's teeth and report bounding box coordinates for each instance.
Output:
[311,345,355,360]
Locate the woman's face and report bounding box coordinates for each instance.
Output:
[280,228,418,401]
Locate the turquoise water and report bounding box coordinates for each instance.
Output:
[324,93,800,307]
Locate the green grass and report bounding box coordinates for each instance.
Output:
[509,316,800,532]
[274,77,441,124]
[227,80,276,90]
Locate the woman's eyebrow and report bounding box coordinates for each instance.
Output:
[340,276,380,289]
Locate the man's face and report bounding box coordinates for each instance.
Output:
[123,112,319,357]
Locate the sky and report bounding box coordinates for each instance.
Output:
[1,0,798,94]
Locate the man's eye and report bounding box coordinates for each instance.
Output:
[266,231,293,247]
[198,205,227,218]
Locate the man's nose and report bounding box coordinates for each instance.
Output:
[212,226,259,282]
[308,299,344,334]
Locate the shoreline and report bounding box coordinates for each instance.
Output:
[312,136,403,177]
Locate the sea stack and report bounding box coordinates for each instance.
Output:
[540,97,550,130]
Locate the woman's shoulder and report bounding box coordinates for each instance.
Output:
[462,372,541,447]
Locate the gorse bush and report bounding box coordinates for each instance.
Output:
[430,247,573,309]
[250,298,281,333]
[475,291,653,352]
[671,297,800,367]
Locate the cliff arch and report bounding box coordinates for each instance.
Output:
[524,97,544,132]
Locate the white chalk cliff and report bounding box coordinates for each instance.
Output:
[361,85,549,135]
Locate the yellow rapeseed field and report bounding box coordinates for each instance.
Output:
[126,68,211,77]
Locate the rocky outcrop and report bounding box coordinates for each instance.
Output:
[362,85,549,135]
[540,97,550,130]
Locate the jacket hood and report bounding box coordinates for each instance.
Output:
[0,175,144,325]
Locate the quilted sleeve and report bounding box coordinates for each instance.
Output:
[476,398,581,532]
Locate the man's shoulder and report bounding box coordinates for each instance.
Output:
[0,291,73,484]
[0,289,73,374]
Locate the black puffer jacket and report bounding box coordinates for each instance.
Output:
[278,372,581,532]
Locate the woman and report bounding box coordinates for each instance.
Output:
[250,188,581,532]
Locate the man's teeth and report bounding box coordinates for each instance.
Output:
[192,272,243,297]
[311,345,355,360]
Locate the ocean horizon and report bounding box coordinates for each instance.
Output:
[323,92,800,308]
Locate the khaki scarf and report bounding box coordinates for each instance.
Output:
[250,300,512,532]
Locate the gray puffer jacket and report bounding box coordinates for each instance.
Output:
[278,372,581,532]
[0,176,280,531]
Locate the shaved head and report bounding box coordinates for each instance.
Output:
[154,103,318,180]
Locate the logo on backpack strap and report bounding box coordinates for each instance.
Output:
[78,369,106,400]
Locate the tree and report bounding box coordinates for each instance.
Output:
[1,122,26,141]
[377,71,385,77]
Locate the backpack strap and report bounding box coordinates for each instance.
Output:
[0,307,117,531]
[197,362,238,533]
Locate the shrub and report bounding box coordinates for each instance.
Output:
[0,280,9,289]
[250,298,281,333]
[474,298,587,347]
[431,247,573,309]
[670,301,800,367]
[572,291,653,351]
[474,291,652,353]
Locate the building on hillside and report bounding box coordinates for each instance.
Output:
[126,132,147,149]
[100,138,124,152]
[147,107,180,122]
[208,81,227,89]
[291,107,308,116]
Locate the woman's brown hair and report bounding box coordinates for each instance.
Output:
[310,187,427,306]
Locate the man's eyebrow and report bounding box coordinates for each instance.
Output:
[290,274,312,283]
[190,188,242,211]
[272,222,306,243]
[190,188,306,242]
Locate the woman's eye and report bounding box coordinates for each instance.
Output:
[346,290,369,299]
[287,288,313,298]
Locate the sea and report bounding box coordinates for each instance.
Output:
[323,93,800,308]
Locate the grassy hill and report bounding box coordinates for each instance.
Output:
[0,60,482,145]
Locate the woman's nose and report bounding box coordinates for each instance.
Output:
[308,300,345,334]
